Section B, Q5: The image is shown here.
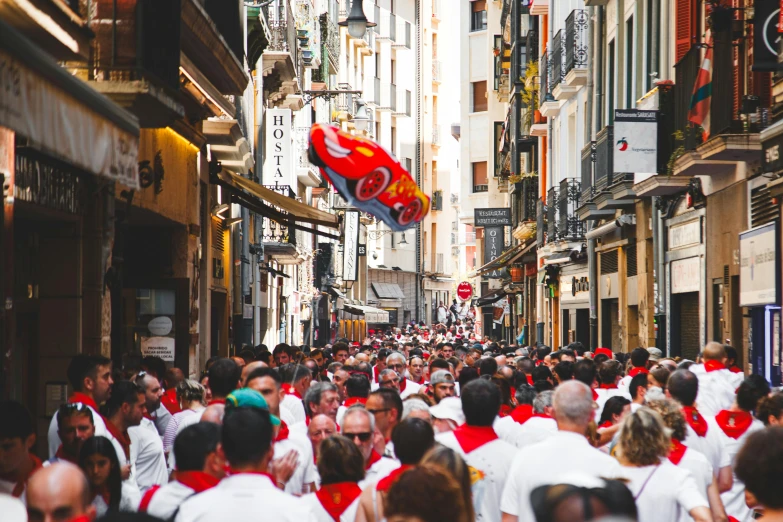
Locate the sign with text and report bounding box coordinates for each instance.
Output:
[614,110,658,174]
[668,219,702,250]
[140,336,175,362]
[342,210,360,281]
[457,281,474,301]
[740,222,779,306]
[671,257,701,294]
[263,108,293,187]
[484,226,505,278]
[475,208,512,227]
[753,0,781,71]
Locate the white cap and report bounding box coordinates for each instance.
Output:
[429,397,465,426]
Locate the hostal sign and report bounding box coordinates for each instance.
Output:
[263,108,294,187]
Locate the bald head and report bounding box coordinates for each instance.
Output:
[553,380,594,427]
[703,342,727,362]
[242,361,269,384]
[201,403,225,424]
[26,462,93,522]
[166,367,185,387]
[354,353,370,363]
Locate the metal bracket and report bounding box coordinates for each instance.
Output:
[302,90,363,106]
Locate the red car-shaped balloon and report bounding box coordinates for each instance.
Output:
[308,124,430,231]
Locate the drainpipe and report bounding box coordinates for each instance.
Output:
[415,0,421,324]
[585,6,595,347]
[588,6,604,350]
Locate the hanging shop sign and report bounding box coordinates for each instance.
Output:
[263,108,293,187]
[753,0,781,71]
[739,222,779,307]
[484,226,505,278]
[475,208,512,227]
[457,281,474,301]
[614,110,659,175]
[342,210,360,282]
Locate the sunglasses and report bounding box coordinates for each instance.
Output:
[59,403,89,413]
[366,408,391,415]
[343,431,373,442]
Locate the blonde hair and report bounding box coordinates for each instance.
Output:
[617,408,670,466]
[176,379,205,404]
[421,446,476,522]
[646,399,687,441]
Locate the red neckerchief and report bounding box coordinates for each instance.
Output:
[376,465,413,493]
[399,378,407,393]
[715,410,753,439]
[208,398,226,405]
[526,374,534,385]
[177,471,220,493]
[283,384,302,399]
[68,516,93,522]
[599,383,618,389]
[161,388,181,414]
[591,388,599,401]
[343,397,367,408]
[316,482,362,521]
[104,420,131,460]
[54,445,78,465]
[451,425,498,454]
[499,404,513,418]
[68,392,99,411]
[510,404,535,425]
[704,360,726,373]
[628,367,648,377]
[682,406,708,437]
[728,365,742,374]
[598,420,613,429]
[275,421,290,442]
[668,439,688,465]
[0,454,42,497]
[413,375,426,385]
[373,366,381,383]
[365,450,382,470]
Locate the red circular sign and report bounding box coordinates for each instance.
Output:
[457,282,473,301]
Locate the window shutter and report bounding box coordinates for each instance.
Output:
[675,0,693,62]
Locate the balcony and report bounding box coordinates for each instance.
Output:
[319,13,340,74]
[82,0,185,127]
[0,0,92,61]
[392,18,412,49]
[546,187,558,242]
[393,88,412,117]
[379,82,393,111]
[262,1,302,109]
[465,231,477,244]
[433,60,442,84]
[539,50,563,118]
[558,178,584,241]
[551,26,582,102]
[564,10,588,88]
[376,9,395,40]
[433,125,441,147]
[536,198,545,247]
[368,76,381,106]
[262,185,300,263]
[670,32,767,180]
[295,127,322,187]
[331,85,356,122]
[511,175,538,222]
[577,128,618,221]
[432,190,443,211]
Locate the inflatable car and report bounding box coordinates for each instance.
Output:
[308,124,430,231]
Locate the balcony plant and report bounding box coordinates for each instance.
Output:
[520,61,541,131]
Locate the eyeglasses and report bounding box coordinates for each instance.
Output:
[366,408,391,415]
[343,431,373,442]
[59,403,89,413]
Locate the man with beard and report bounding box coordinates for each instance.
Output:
[48,404,95,465]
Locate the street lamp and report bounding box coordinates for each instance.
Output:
[398,232,408,245]
[339,0,376,39]
[353,98,370,132]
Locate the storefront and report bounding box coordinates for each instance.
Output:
[338,300,391,341]
[739,222,781,385]
[560,266,590,347]
[665,207,706,360]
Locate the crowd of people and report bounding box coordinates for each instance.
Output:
[2,324,783,522]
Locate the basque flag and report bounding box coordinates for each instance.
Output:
[688,34,713,141]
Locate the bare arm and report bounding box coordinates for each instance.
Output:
[717,466,733,493]
[707,477,728,522]
[689,506,714,522]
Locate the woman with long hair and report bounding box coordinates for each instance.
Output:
[79,436,137,515]
[301,435,365,521]
[384,464,470,522]
[616,408,711,522]
[419,445,476,522]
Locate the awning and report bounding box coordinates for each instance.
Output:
[544,249,581,265]
[212,169,340,239]
[343,304,391,323]
[372,282,405,300]
[0,19,140,188]
[469,240,536,278]
[474,288,507,308]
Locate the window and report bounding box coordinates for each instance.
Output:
[375,51,381,79]
[472,162,488,192]
[626,16,634,108]
[608,40,615,124]
[470,0,487,32]
[471,81,488,112]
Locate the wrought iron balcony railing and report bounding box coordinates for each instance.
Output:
[519,176,538,222]
[547,187,558,242]
[558,178,583,240]
[262,184,297,244]
[540,49,551,103]
[536,198,545,247]
[551,30,564,91]
[565,10,588,75]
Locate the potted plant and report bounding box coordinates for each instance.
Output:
[493,46,501,57]
[520,61,541,132]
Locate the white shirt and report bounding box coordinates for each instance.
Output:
[275,435,318,496]
[300,491,359,522]
[282,394,307,425]
[129,418,169,493]
[437,430,518,522]
[674,447,714,522]
[682,414,731,477]
[493,415,557,449]
[359,456,401,489]
[620,461,708,522]
[399,379,422,400]
[143,481,201,520]
[594,388,632,423]
[717,417,764,522]
[690,364,744,417]
[500,430,622,521]
[175,473,317,522]
[90,481,141,516]
[48,403,108,458]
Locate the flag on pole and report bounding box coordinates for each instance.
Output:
[688,34,713,141]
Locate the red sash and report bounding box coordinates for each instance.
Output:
[510,405,534,425]
[177,471,220,493]
[376,465,412,493]
[668,439,687,465]
[715,410,753,439]
[343,397,367,408]
[628,367,649,377]
[275,420,290,442]
[104,420,131,460]
[373,366,380,383]
[682,406,708,437]
[451,425,498,453]
[365,450,382,470]
[704,360,726,373]
[316,482,362,521]
[0,454,42,497]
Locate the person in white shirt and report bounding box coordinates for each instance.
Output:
[385,353,422,399]
[594,360,632,422]
[667,369,733,493]
[129,417,168,494]
[340,406,400,488]
[301,436,365,522]
[79,435,140,515]
[647,399,728,522]
[366,388,402,458]
[617,347,652,392]
[734,426,783,520]
[290,382,341,442]
[307,414,338,473]
[139,422,224,519]
[689,342,745,417]
[437,379,518,522]
[500,381,623,522]
[494,386,558,449]
[279,363,312,425]
[176,404,316,522]
[615,408,711,522]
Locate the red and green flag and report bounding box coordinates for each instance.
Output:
[688,34,713,141]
